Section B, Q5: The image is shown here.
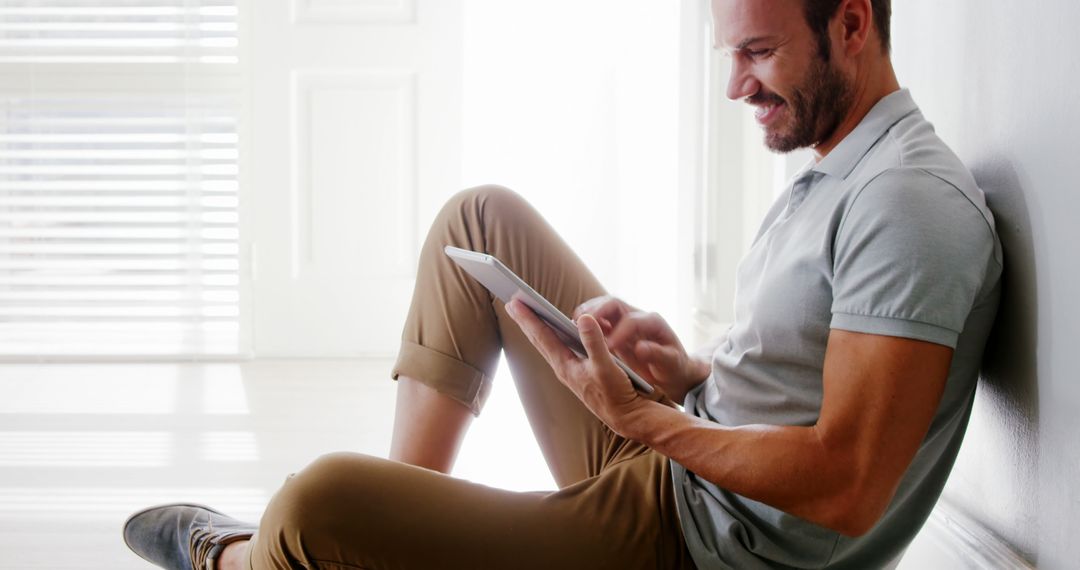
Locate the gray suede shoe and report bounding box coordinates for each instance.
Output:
[122,503,256,570]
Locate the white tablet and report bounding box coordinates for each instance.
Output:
[444,245,654,394]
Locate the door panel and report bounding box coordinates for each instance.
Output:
[250,0,462,356]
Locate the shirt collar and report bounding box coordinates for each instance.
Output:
[811,88,919,180]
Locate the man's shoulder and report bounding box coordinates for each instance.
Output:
[846,109,997,238]
[854,110,971,192]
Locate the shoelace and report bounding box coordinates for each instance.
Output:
[188,508,257,570]
[189,527,217,570]
[189,512,228,570]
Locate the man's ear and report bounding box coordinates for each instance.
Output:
[834,0,872,58]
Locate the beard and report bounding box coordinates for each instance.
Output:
[751,56,855,153]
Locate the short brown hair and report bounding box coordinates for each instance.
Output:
[803,0,891,60]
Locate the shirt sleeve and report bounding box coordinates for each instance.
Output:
[830,168,997,348]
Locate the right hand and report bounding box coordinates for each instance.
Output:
[574,296,710,405]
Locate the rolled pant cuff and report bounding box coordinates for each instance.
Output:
[391,341,492,416]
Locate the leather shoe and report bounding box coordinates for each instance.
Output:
[122,503,256,570]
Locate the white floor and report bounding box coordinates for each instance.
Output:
[0,359,555,569]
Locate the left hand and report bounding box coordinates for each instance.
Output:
[505,298,645,436]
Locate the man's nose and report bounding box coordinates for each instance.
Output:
[726,58,760,101]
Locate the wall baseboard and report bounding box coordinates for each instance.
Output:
[901,500,1034,569]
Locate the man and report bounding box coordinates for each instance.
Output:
[123,0,1002,568]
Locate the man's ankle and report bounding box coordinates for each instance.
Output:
[215,540,250,570]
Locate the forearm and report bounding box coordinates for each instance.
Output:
[624,401,875,535]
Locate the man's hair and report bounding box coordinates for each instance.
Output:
[803,0,891,60]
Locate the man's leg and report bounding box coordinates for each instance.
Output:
[245,450,691,570]
[388,185,643,486]
[127,186,692,570]
[239,187,693,569]
[389,375,473,473]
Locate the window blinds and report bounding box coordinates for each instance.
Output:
[0,0,238,64]
[0,0,241,357]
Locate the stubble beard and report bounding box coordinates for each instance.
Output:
[764,56,855,154]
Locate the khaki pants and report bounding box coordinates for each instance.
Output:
[247,186,695,570]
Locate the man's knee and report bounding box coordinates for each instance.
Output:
[251,453,374,565]
[445,184,530,223]
[260,452,367,534]
[453,183,516,207]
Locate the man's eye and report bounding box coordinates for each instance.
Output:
[747,49,771,59]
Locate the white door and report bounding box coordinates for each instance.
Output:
[248,0,463,357]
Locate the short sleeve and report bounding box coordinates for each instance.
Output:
[830,168,996,348]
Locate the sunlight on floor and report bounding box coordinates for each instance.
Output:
[200,431,259,463]
[0,432,172,468]
[0,366,178,415]
[0,359,554,568]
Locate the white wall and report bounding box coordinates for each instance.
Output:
[891,2,1080,567]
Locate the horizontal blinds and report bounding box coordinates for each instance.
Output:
[0,94,241,356]
[0,0,238,64]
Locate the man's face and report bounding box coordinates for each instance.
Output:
[711,0,854,153]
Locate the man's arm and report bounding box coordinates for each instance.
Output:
[507,299,952,537]
[626,330,951,535]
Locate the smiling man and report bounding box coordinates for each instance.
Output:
[123,0,1002,569]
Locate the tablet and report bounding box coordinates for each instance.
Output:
[444,245,654,394]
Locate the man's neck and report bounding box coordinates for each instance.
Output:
[812,60,901,161]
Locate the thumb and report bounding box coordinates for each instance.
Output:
[578,314,616,367]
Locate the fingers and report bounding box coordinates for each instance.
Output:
[573,295,632,325]
[636,340,680,371]
[596,316,613,335]
[572,296,609,320]
[578,314,638,399]
[577,314,616,368]
[505,299,577,375]
[511,300,641,430]
[606,312,673,351]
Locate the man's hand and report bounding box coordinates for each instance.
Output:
[574,296,709,405]
[505,298,645,436]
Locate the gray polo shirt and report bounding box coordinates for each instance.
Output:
[672,89,1003,569]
